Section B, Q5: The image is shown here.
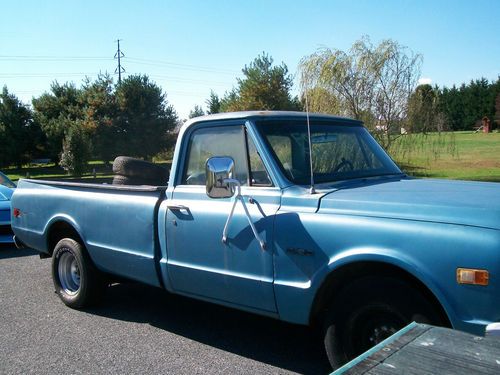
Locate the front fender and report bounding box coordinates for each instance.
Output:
[318,248,454,319]
[274,246,454,326]
[273,211,500,335]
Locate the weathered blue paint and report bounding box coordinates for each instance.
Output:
[10,111,500,339]
[164,184,280,312]
[12,181,165,287]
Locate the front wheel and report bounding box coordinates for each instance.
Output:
[52,238,105,309]
[323,277,445,370]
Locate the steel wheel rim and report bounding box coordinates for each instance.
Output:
[58,251,80,295]
[349,308,406,356]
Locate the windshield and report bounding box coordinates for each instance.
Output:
[0,172,16,188]
[255,120,402,184]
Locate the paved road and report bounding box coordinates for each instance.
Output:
[0,246,330,374]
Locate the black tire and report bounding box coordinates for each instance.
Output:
[112,156,167,180]
[112,174,164,186]
[323,277,444,370]
[52,238,105,309]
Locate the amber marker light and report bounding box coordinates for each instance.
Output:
[457,268,489,286]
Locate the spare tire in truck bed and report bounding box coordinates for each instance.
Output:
[112,174,166,186]
[112,156,168,186]
[112,156,167,180]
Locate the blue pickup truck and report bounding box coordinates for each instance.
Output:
[10,111,500,369]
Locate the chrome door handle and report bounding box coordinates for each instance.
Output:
[167,204,189,211]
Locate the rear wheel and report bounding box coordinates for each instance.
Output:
[52,238,105,309]
[323,277,444,369]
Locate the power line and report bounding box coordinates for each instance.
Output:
[0,72,100,78]
[0,55,111,61]
[132,73,233,86]
[126,57,239,75]
[114,39,125,84]
[0,54,239,75]
[0,70,233,87]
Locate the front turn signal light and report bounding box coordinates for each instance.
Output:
[457,268,489,286]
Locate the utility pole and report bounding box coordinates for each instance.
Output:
[114,39,125,84]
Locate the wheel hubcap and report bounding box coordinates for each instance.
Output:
[367,324,398,345]
[58,251,80,295]
[350,309,406,356]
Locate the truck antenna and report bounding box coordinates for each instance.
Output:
[302,72,316,194]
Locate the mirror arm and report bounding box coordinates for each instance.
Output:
[222,178,266,251]
[222,179,240,245]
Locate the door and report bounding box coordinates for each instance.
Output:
[166,124,280,312]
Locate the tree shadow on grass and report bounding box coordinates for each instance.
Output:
[87,282,331,375]
[465,176,500,183]
[399,164,500,182]
[398,164,429,178]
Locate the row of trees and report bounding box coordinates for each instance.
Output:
[2,37,499,173]
[0,75,178,174]
[0,87,43,168]
[438,78,500,131]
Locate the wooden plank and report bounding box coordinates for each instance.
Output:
[372,327,500,375]
[333,324,500,375]
[333,322,430,374]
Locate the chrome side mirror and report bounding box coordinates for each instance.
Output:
[206,157,235,199]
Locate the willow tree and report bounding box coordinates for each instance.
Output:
[300,36,422,150]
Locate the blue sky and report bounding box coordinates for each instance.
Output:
[1,0,499,119]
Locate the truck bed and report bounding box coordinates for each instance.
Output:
[11,179,167,287]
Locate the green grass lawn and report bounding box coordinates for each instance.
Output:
[3,131,499,183]
[4,161,171,183]
[390,131,500,182]
[4,162,114,182]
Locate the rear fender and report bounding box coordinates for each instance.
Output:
[44,214,86,253]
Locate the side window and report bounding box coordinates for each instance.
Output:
[247,134,272,186]
[182,126,249,185]
[267,135,294,179]
[268,135,292,169]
